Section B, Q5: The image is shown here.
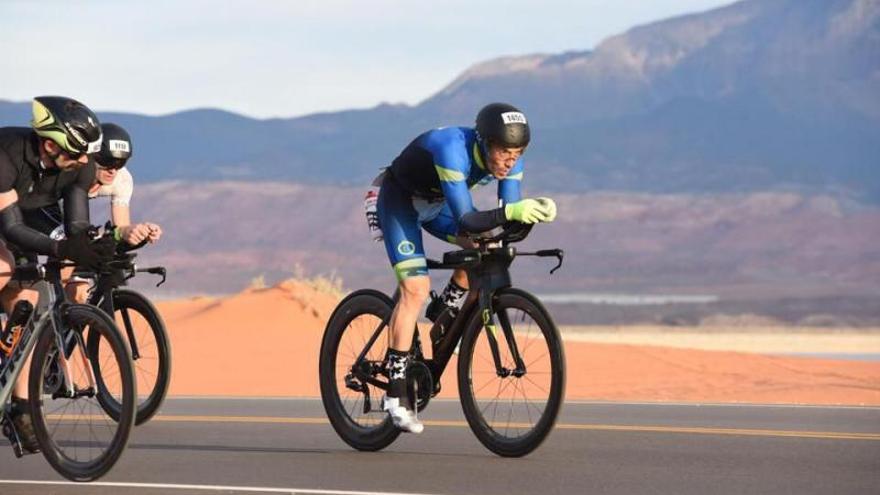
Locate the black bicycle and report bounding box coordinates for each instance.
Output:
[0,259,137,481]
[79,247,170,425]
[319,223,566,457]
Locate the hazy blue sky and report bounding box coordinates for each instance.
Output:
[3,0,731,118]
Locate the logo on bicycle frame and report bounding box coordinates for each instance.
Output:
[397,241,415,256]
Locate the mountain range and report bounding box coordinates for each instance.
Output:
[2,0,878,200]
[2,0,879,323]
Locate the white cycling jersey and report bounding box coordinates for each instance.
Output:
[89,167,133,206]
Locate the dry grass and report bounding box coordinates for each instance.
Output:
[288,263,345,298]
[248,274,267,290]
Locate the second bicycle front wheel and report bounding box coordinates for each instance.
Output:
[98,289,172,425]
[29,304,137,482]
[458,288,566,457]
[319,289,401,451]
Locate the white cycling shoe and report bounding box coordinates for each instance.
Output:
[382,396,424,434]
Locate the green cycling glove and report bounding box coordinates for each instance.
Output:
[535,197,557,222]
[504,198,550,224]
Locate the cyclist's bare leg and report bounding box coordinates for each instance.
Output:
[451,235,477,290]
[0,241,14,298]
[0,283,39,400]
[65,282,89,303]
[0,242,26,397]
[389,275,430,351]
[442,235,477,298]
[385,273,428,431]
[61,264,88,304]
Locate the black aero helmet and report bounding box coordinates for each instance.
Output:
[475,102,530,148]
[97,123,132,169]
[31,96,102,155]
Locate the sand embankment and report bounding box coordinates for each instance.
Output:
[154,283,880,405]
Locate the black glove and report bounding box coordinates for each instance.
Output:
[56,232,117,271]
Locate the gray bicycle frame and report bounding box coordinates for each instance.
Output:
[0,275,95,420]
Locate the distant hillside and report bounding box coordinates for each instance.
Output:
[119,181,880,301]
[2,0,878,200]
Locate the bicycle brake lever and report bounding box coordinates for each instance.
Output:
[535,249,564,274]
[518,249,565,274]
[154,268,167,287]
[143,267,167,287]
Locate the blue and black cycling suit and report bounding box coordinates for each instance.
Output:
[377,126,523,280]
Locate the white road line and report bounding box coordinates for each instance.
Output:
[0,480,432,495]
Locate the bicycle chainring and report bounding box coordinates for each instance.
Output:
[406,360,434,412]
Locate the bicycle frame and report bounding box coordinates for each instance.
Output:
[0,264,97,419]
[88,263,132,356]
[85,254,166,361]
[426,246,518,382]
[351,242,562,393]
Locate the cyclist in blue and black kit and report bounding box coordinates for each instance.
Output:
[376,103,557,433]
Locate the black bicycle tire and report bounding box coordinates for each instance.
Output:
[29,304,137,481]
[457,288,566,457]
[108,289,172,425]
[319,289,401,451]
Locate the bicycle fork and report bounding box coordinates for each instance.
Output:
[54,309,98,399]
[99,295,142,360]
[478,289,526,378]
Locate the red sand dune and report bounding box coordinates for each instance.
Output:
[156,282,880,405]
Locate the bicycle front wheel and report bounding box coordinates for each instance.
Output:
[98,289,172,425]
[319,289,401,451]
[29,304,137,481]
[457,288,565,457]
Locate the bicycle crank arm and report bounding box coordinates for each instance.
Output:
[362,384,372,414]
[52,387,96,400]
[1,416,27,458]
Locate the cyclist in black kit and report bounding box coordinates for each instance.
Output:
[0,96,115,453]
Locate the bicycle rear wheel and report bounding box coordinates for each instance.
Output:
[319,289,401,451]
[96,289,171,425]
[29,304,136,481]
[458,288,565,457]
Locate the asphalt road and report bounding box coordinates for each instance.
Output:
[1,398,878,495]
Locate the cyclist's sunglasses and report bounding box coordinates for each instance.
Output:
[96,157,128,170]
[57,137,101,161]
[61,148,87,160]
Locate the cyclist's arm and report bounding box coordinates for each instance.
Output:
[433,145,506,234]
[497,159,524,204]
[459,209,507,233]
[108,169,160,243]
[62,162,96,236]
[0,191,58,256]
[0,151,59,255]
[109,168,133,227]
[111,204,131,227]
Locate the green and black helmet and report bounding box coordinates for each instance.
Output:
[31,96,102,156]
